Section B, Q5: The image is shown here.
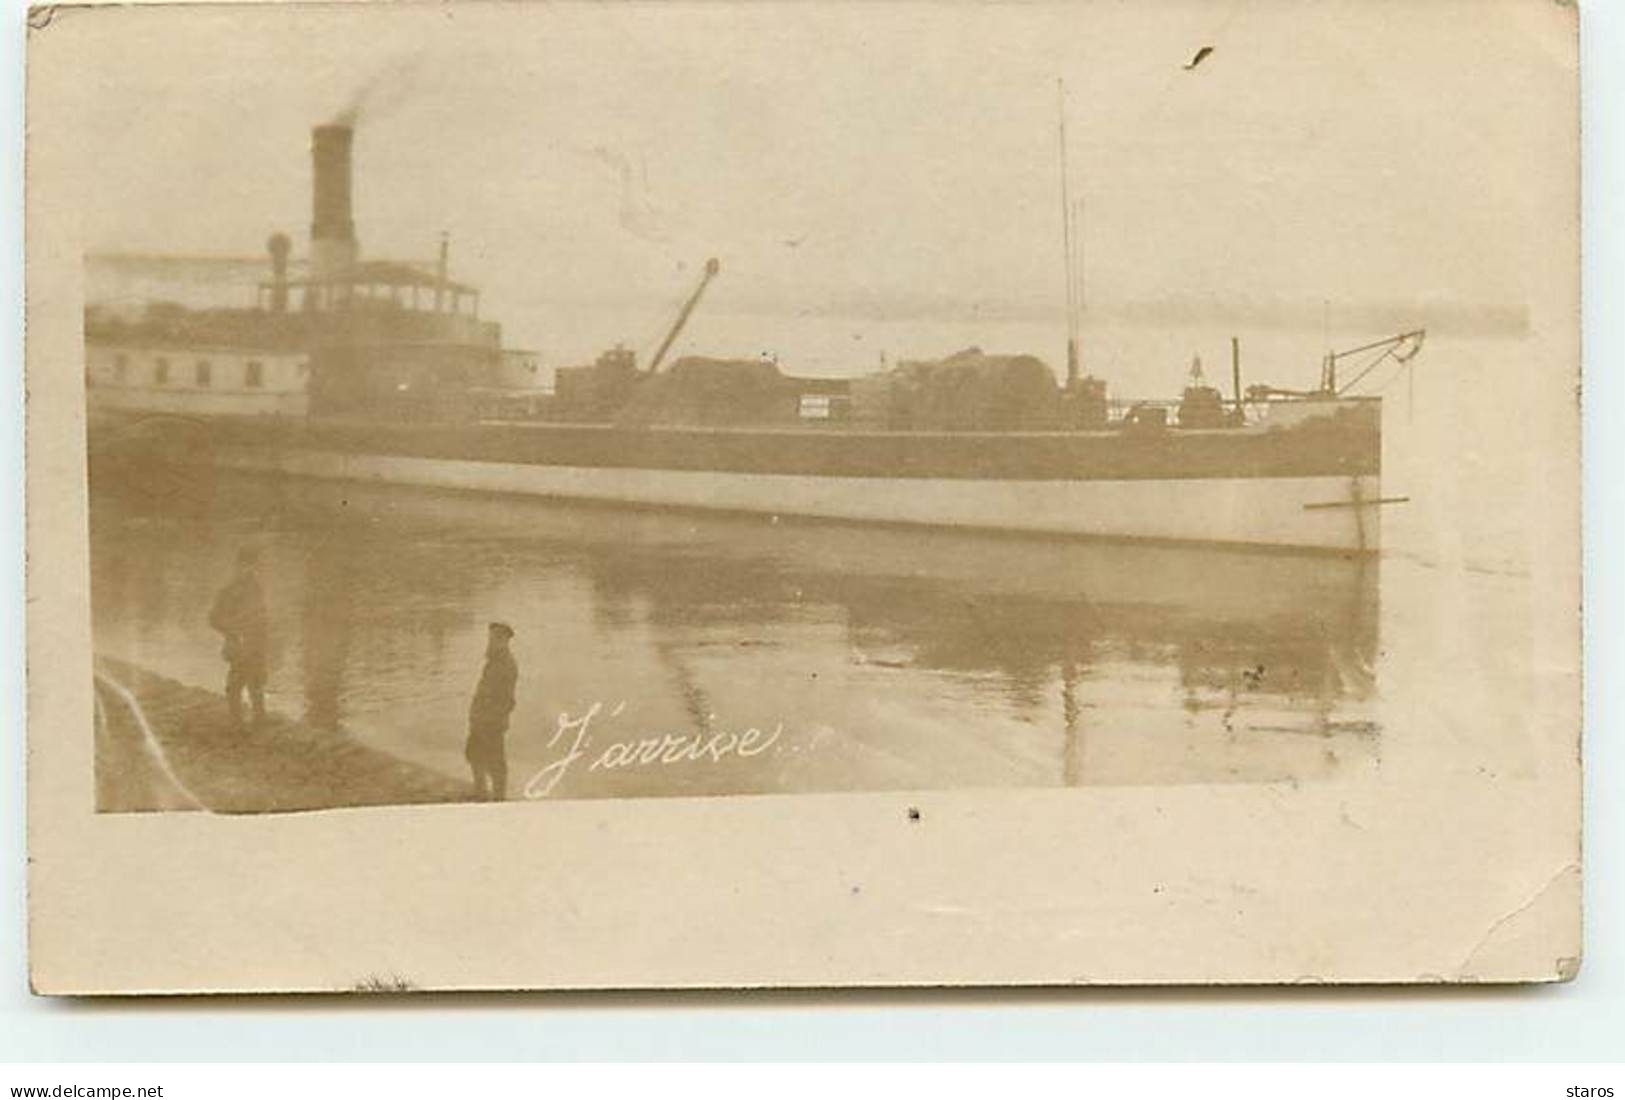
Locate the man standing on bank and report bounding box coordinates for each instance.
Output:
[465,621,518,801]
[209,545,269,730]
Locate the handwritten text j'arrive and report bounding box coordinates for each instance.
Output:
[523,701,782,799]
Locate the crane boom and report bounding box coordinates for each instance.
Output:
[1328,328,1426,395]
[646,257,721,375]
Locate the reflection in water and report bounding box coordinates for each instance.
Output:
[299,531,355,731]
[89,470,1380,800]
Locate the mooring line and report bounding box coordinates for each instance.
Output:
[93,665,210,812]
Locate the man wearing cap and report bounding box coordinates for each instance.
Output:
[209,545,269,730]
[465,621,519,801]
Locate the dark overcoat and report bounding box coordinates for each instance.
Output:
[209,574,268,676]
[465,648,518,765]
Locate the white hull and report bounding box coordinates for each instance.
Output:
[212,445,1381,553]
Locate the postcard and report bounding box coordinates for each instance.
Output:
[26,0,1580,992]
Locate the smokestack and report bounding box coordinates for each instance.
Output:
[267,232,291,313]
[1231,336,1243,417]
[310,124,358,281]
[434,231,448,312]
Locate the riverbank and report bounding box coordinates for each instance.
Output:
[94,656,470,813]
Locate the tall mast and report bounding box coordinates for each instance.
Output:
[1057,79,1080,387]
[1074,197,1085,324]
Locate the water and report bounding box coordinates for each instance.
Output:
[91,469,1389,800]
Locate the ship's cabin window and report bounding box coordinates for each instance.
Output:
[154,357,170,385]
[113,354,128,382]
[195,360,212,387]
[245,360,263,388]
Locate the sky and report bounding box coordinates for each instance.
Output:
[51,0,1573,368]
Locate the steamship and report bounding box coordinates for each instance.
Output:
[85,121,1422,554]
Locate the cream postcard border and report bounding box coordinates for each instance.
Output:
[25,0,1582,994]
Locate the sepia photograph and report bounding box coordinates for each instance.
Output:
[25,0,1582,993]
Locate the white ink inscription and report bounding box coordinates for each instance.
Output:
[523,701,783,799]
